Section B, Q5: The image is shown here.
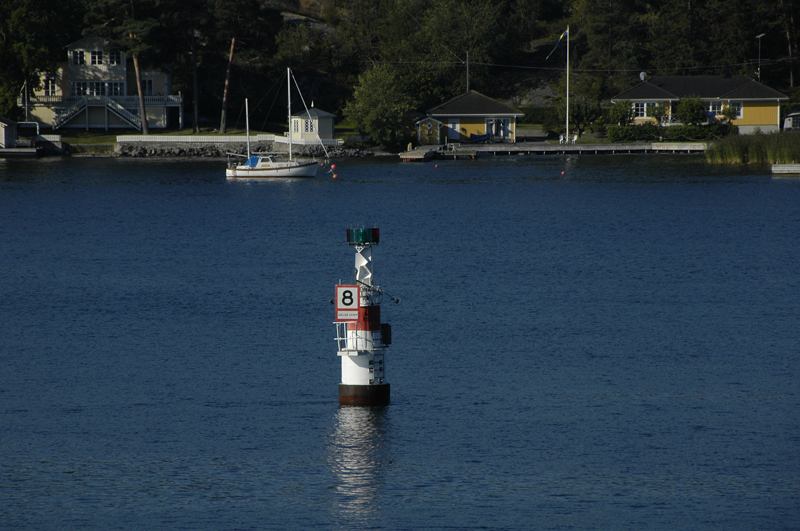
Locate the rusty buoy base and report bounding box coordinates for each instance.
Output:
[339,383,390,406]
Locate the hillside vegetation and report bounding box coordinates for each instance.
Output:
[2,0,798,147]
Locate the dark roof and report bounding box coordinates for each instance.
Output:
[613,75,788,101]
[296,107,336,119]
[427,91,523,117]
[67,35,108,50]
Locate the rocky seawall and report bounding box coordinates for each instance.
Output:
[115,141,374,158]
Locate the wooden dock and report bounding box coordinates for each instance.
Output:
[0,147,40,157]
[400,149,437,162]
[400,141,706,161]
[771,164,800,175]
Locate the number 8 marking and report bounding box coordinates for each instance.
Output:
[342,290,353,306]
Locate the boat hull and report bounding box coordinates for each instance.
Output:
[226,161,318,179]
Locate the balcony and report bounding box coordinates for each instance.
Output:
[20,95,183,107]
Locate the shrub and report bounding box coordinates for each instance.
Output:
[675,96,707,126]
[607,123,660,142]
[607,123,737,143]
[607,100,634,126]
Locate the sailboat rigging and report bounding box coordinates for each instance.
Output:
[226,68,325,179]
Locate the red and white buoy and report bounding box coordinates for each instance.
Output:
[334,227,392,406]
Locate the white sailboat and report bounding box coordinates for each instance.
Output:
[226,68,319,179]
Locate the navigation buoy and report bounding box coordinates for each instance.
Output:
[334,228,392,406]
[333,173,339,179]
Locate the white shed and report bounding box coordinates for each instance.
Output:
[0,117,17,148]
[290,105,336,142]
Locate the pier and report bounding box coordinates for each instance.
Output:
[0,147,41,157]
[772,164,800,175]
[400,141,707,161]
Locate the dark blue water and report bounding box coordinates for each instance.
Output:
[1,155,798,530]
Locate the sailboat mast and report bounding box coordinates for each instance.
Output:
[565,26,570,140]
[287,67,293,163]
[245,98,251,159]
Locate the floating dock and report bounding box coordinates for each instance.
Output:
[0,147,41,157]
[771,164,800,175]
[400,142,706,161]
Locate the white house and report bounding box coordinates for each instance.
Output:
[19,36,183,131]
[290,105,337,142]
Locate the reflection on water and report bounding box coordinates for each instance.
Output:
[328,406,391,525]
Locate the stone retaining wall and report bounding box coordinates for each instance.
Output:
[115,141,372,158]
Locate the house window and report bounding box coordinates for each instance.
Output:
[108,51,121,65]
[727,102,742,119]
[143,79,154,96]
[72,50,85,65]
[304,119,314,133]
[107,82,124,96]
[633,102,647,118]
[708,101,723,117]
[70,82,88,96]
[293,119,300,133]
[89,82,106,96]
[44,78,57,96]
[91,50,103,65]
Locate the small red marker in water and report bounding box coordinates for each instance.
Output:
[435,164,439,168]
[331,164,337,170]
[561,171,565,175]
[333,174,338,179]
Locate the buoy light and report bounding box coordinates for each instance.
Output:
[347,227,379,245]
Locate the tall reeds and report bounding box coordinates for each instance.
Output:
[706,131,800,164]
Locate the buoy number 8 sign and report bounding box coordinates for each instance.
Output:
[335,285,359,321]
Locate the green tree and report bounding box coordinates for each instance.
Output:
[722,103,739,123]
[343,64,415,150]
[386,0,504,103]
[0,0,84,118]
[608,100,634,126]
[85,0,161,134]
[576,0,650,96]
[159,0,212,133]
[675,96,707,125]
[650,102,666,125]
[569,95,602,137]
[212,0,266,133]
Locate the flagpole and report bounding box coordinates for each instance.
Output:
[565,26,569,140]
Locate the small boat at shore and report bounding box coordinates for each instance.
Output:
[226,68,321,179]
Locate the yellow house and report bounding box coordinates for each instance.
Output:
[611,75,788,134]
[19,36,183,131]
[419,90,523,145]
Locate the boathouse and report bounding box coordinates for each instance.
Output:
[612,75,788,134]
[418,91,524,145]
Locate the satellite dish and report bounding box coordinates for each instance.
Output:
[640,72,647,81]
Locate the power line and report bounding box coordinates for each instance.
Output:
[358,57,793,74]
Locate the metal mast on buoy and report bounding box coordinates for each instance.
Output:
[334,227,392,406]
